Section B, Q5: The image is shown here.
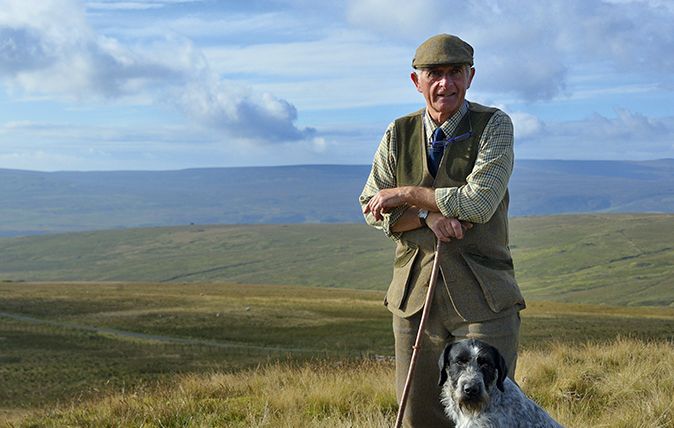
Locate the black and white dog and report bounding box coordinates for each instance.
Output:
[438,339,564,428]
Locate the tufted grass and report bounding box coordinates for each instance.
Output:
[9,338,673,428]
[2,281,674,427]
[519,338,674,428]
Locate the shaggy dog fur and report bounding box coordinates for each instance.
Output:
[438,339,564,427]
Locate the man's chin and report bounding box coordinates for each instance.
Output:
[431,104,459,120]
[436,97,460,108]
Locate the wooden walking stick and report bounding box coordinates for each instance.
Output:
[394,240,444,428]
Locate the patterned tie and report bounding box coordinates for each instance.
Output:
[428,127,446,177]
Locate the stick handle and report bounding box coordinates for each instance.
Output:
[394,241,443,428]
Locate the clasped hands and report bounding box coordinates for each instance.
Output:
[363,186,472,242]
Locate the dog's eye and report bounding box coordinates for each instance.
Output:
[455,357,470,365]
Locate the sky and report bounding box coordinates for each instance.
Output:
[1,0,673,171]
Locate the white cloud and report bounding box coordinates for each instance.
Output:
[346,0,674,102]
[0,0,199,98]
[201,31,413,110]
[346,0,444,40]
[176,79,315,142]
[510,112,544,140]
[310,137,327,153]
[85,0,202,11]
[0,0,314,144]
[515,109,674,160]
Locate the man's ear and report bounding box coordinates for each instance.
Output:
[410,71,422,92]
[466,66,475,90]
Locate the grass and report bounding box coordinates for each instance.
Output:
[9,338,673,428]
[519,338,674,427]
[1,282,674,426]
[510,214,674,306]
[0,282,392,421]
[1,214,673,307]
[0,282,392,354]
[1,214,673,425]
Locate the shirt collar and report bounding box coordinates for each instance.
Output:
[424,101,469,142]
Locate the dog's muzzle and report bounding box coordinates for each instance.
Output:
[455,378,490,413]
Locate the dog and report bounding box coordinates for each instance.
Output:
[438,339,564,427]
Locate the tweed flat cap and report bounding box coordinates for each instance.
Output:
[412,34,474,68]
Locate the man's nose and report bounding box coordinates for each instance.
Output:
[437,74,454,88]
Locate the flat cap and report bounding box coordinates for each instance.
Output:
[412,34,474,68]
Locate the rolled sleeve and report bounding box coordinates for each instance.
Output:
[359,122,406,240]
[434,111,514,223]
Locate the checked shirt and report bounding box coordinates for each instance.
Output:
[359,101,514,239]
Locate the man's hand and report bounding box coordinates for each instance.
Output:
[363,186,438,222]
[363,188,407,221]
[426,212,473,242]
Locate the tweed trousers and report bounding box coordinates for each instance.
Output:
[393,274,521,428]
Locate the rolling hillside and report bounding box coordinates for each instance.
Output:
[1,214,672,307]
[1,159,673,236]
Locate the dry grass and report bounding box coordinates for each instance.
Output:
[11,337,674,428]
[518,338,674,428]
[9,358,396,427]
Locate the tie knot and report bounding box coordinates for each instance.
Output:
[432,127,445,142]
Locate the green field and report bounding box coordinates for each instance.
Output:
[1,214,673,426]
[1,214,673,306]
[2,281,674,425]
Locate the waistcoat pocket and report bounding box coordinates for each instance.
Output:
[388,244,420,310]
[461,252,524,313]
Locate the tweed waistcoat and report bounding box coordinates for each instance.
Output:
[387,102,526,321]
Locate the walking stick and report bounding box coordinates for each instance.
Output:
[394,240,444,428]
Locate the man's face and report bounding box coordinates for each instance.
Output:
[411,64,475,124]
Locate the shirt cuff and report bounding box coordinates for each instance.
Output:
[383,204,408,240]
[434,187,457,218]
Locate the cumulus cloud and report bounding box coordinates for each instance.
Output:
[510,112,545,140]
[0,0,314,144]
[514,109,674,159]
[177,79,315,142]
[0,27,56,73]
[0,0,202,97]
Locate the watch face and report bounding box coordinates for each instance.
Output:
[419,209,429,219]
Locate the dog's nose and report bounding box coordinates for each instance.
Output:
[463,383,480,398]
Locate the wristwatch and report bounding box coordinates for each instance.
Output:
[418,209,429,226]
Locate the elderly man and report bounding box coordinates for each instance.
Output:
[359,34,526,427]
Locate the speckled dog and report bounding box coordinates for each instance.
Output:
[438,339,563,428]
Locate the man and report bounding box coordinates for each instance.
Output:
[359,34,526,427]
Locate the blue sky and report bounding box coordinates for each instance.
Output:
[1,0,673,171]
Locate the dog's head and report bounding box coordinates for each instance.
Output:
[438,339,508,412]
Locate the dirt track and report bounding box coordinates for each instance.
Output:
[0,310,315,354]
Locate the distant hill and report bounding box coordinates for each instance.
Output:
[1,214,672,307]
[1,159,673,236]
[510,159,674,215]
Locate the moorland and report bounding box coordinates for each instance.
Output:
[1,214,672,306]
[1,214,673,427]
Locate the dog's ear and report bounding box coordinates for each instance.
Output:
[495,349,508,392]
[438,343,454,386]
